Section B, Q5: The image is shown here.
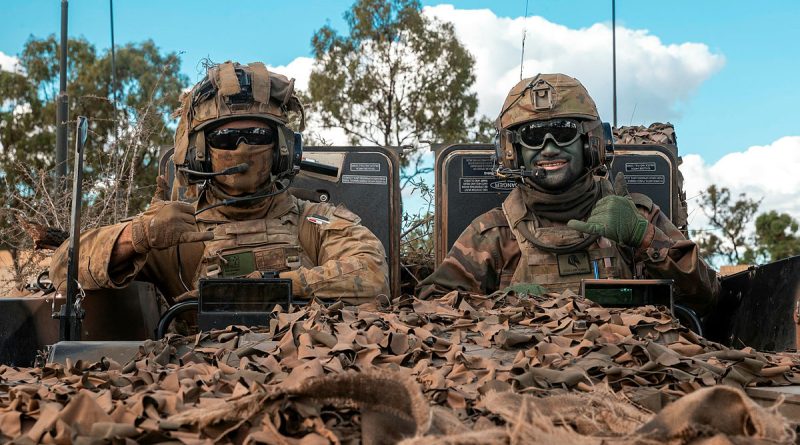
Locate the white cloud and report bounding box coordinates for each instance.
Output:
[0,51,21,73]
[267,57,353,145]
[681,136,800,233]
[264,6,725,147]
[423,5,725,125]
[267,57,314,92]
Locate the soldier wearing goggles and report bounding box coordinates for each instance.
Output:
[418,73,718,315]
[50,61,390,305]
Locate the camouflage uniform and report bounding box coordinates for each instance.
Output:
[50,61,390,303]
[50,191,389,304]
[418,73,718,314]
[417,186,719,314]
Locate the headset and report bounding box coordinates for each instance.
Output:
[179,66,303,184]
[180,126,303,183]
[492,76,615,179]
[493,118,614,178]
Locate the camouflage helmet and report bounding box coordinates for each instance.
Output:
[495,73,609,172]
[173,61,305,185]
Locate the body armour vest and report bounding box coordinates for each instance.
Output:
[502,197,634,295]
[194,196,315,282]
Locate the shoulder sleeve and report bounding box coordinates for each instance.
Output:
[636,207,720,315]
[416,209,514,299]
[470,207,509,234]
[284,199,389,302]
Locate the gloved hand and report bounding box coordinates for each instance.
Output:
[567,173,650,248]
[130,200,213,253]
[150,174,170,204]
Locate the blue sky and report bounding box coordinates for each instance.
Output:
[2,1,798,162]
[3,1,800,225]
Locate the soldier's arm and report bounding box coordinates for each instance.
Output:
[49,222,149,293]
[281,203,390,302]
[416,211,517,299]
[633,197,720,315]
[50,199,212,295]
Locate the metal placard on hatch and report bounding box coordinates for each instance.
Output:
[610,146,676,220]
[434,144,513,265]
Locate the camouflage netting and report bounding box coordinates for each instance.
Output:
[1,292,799,444]
[613,123,678,146]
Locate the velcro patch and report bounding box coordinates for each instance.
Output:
[307,214,330,225]
[557,251,592,276]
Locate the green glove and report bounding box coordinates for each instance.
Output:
[566,173,649,247]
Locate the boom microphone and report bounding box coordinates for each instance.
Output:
[494,166,547,179]
[179,163,249,178]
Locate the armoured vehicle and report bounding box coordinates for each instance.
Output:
[2,123,798,359]
[1,123,799,435]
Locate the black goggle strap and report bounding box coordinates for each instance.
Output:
[578,119,602,136]
[503,127,521,145]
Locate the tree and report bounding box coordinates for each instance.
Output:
[0,36,187,290]
[308,0,481,162]
[744,211,800,263]
[0,35,188,220]
[693,185,760,265]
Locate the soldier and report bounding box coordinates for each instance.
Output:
[50,61,390,304]
[418,73,719,314]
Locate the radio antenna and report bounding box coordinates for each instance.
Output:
[612,0,618,128]
[110,0,118,141]
[519,0,530,80]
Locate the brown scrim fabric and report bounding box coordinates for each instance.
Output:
[1,292,798,443]
[614,123,678,146]
[612,122,689,232]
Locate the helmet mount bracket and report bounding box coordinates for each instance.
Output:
[531,80,555,111]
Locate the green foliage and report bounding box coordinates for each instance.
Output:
[399,177,435,294]
[693,186,800,266]
[472,115,496,144]
[693,185,760,265]
[744,211,800,263]
[308,0,481,162]
[0,35,188,222]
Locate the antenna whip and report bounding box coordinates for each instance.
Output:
[519,0,530,80]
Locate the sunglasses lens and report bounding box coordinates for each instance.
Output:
[518,120,579,148]
[206,127,275,149]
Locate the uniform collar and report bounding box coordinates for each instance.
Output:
[195,188,298,224]
[502,187,529,229]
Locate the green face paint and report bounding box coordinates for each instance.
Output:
[520,137,585,190]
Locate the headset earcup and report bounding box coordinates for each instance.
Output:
[292,132,303,173]
[583,139,594,170]
[584,135,602,170]
[272,126,302,178]
[184,144,211,183]
[272,138,282,176]
[495,130,517,169]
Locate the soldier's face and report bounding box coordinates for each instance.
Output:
[519,137,585,190]
[207,119,276,195]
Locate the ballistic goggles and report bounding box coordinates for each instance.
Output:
[206,127,276,150]
[505,118,588,150]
